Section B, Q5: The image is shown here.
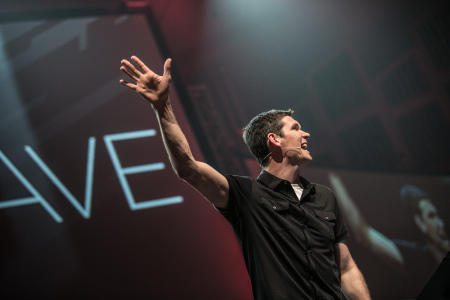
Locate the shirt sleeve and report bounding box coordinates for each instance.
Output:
[214,174,252,228]
[333,192,349,244]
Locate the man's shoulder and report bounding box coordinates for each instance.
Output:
[224,174,255,185]
[224,174,256,194]
[225,174,255,180]
[304,182,338,210]
[309,182,334,195]
[299,176,333,195]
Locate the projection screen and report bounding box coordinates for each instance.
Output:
[0,6,251,299]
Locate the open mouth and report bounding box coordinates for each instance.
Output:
[301,143,308,150]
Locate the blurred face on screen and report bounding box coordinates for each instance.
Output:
[418,199,449,246]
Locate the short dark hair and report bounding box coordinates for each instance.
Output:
[400,184,429,216]
[243,109,294,166]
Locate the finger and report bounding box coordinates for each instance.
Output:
[163,58,172,78]
[120,66,138,82]
[131,56,151,73]
[121,59,142,77]
[119,79,137,90]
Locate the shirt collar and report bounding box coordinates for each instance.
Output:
[257,169,314,192]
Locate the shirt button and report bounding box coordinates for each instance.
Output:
[304,225,308,229]
[273,206,276,209]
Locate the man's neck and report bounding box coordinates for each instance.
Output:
[265,163,301,184]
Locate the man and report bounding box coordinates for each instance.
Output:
[399,184,450,264]
[329,173,449,298]
[120,56,371,300]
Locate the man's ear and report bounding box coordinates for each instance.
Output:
[414,214,427,233]
[267,133,281,147]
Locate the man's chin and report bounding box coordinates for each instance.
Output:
[299,157,312,167]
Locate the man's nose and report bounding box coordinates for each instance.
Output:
[302,131,310,139]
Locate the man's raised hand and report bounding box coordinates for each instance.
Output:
[120,56,172,108]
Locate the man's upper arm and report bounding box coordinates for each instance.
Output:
[334,242,354,275]
[184,161,229,209]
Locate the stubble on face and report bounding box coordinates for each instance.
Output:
[279,116,312,166]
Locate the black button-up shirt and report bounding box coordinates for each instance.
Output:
[219,170,348,300]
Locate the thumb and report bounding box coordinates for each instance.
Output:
[163,58,172,79]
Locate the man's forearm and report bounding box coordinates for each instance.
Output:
[341,265,371,300]
[153,99,198,179]
[152,98,229,208]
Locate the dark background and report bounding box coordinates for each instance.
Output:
[1,1,449,299]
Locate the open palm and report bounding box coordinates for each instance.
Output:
[120,56,171,108]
